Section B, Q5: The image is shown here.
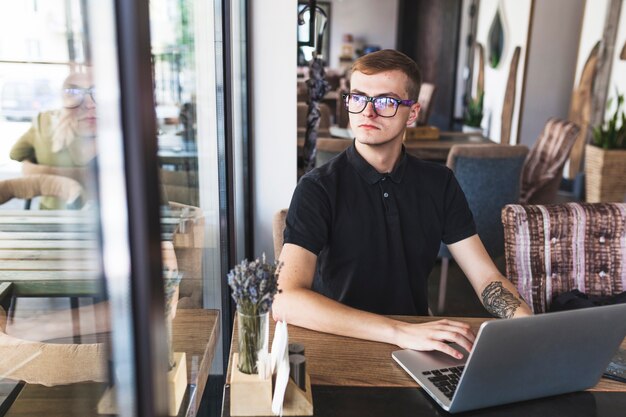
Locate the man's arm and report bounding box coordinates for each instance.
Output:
[447,235,532,318]
[272,243,476,359]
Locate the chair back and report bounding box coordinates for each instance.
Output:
[315,138,351,167]
[416,82,437,126]
[0,175,85,208]
[440,144,528,259]
[502,202,626,313]
[273,209,288,260]
[519,118,580,204]
[297,102,331,138]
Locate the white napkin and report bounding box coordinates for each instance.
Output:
[271,320,290,415]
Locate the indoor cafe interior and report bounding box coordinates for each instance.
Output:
[0,0,625,416]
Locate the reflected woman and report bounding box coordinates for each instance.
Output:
[9,70,97,209]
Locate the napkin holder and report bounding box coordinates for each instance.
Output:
[230,353,313,416]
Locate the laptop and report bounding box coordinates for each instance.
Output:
[392,303,626,413]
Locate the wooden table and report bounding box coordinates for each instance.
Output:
[299,130,495,164]
[404,132,494,162]
[2,309,220,417]
[222,316,626,416]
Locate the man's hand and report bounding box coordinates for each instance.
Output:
[393,319,476,359]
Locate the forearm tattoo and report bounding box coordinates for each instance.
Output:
[481,282,521,319]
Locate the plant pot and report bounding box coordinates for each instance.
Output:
[462,125,483,135]
[584,144,626,202]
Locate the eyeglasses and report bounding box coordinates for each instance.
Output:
[342,93,416,118]
[62,86,96,108]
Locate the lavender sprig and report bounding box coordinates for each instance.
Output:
[227,253,282,315]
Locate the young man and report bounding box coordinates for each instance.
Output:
[273,50,531,359]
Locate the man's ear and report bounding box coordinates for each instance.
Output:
[406,102,421,126]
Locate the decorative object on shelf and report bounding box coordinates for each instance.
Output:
[463,91,484,134]
[487,3,505,69]
[298,0,330,175]
[500,46,521,145]
[585,91,626,202]
[228,254,281,375]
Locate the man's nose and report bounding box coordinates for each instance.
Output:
[82,92,96,108]
[361,100,377,117]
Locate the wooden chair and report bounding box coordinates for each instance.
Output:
[272,209,288,260]
[519,118,580,204]
[502,202,626,313]
[315,138,351,167]
[437,144,529,313]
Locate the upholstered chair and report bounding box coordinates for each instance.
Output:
[502,203,626,313]
[519,118,580,204]
[438,144,529,313]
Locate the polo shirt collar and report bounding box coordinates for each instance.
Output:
[347,140,408,185]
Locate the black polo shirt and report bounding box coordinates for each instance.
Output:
[284,142,476,315]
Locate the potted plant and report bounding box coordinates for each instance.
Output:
[463,91,484,134]
[585,92,626,202]
[227,254,281,374]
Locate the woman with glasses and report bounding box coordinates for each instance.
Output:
[9,70,97,209]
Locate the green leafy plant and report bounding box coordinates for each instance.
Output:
[592,91,626,150]
[464,91,484,128]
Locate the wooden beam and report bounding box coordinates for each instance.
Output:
[590,0,623,127]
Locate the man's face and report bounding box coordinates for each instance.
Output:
[63,72,97,138]
[348,70,420,147]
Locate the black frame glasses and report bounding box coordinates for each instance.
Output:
[62,86,96,108]
[342,93,416,118]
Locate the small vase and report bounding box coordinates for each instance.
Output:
[237,310,269,374]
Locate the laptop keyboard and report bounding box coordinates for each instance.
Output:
[422,366,465,400]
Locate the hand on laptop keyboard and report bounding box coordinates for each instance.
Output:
[394,319,475,359]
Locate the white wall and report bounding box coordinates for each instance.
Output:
[476,0,532,143]
[607,1,626,116]
[518,0,585,148]
[251,0,297,258]
[326,0,399,69]
[573,0,609,88]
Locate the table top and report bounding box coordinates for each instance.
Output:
[223,315,626,416]
[3,309,220,417]
[227,315,626,391]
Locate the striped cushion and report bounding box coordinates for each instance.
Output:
[502,203,626,313]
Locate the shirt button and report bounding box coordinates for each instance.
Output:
[383,192,389,198]
[599,236,606,243]
[599,271,607,278]
[382,177,386,181]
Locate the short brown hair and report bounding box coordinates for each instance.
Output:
[351,49,422,100]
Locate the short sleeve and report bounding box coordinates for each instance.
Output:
[9,125,37,162]
[283,177,331,255]
[441,170,476,244]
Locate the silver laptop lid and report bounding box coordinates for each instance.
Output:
[393,304,626,413]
